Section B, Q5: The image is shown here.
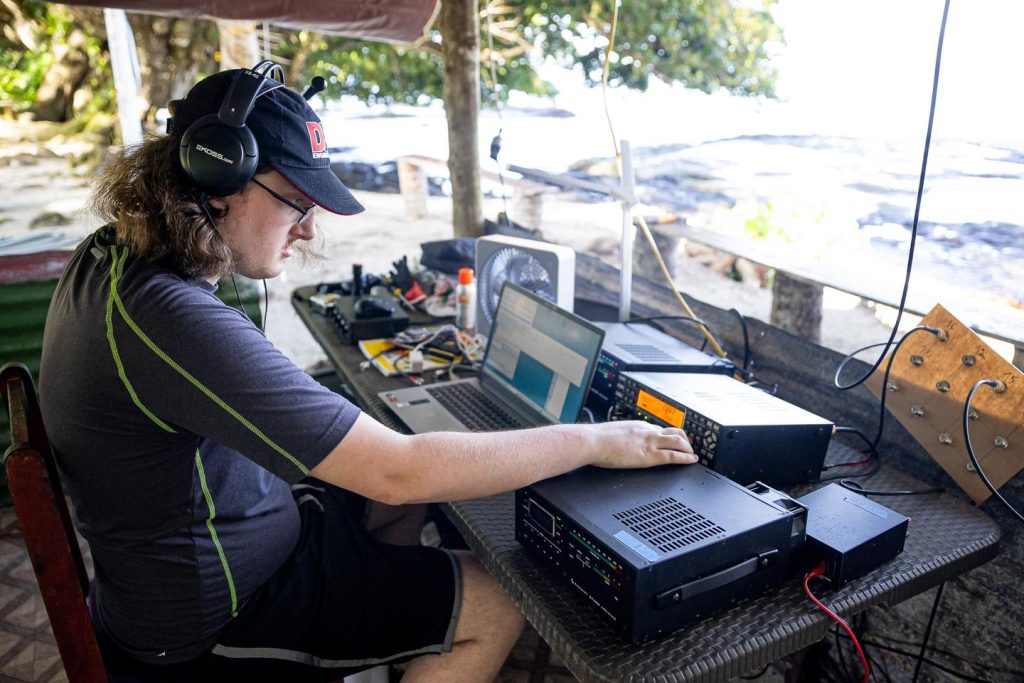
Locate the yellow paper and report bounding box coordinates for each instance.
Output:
[358,338,459,377]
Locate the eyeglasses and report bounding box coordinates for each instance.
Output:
[251,178,316,224]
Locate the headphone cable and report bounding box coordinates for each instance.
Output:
[197,197,267,333]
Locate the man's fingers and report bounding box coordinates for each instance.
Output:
[660,448,698,464]
[655,432,694,454]
[652,427,696,464]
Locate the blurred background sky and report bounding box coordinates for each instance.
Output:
[480,0,1024,162]
[772,0,1024,144]
[332,1,1024,174]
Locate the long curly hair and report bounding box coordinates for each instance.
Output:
[90,135,325,281]
[90,134,236,281]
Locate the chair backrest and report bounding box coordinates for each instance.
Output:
[1,362,107,683]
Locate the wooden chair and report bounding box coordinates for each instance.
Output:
[1,362,107,682]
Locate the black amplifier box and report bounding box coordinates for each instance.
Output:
[516,465,807,644]
[798,484,909,588]
[331,293,410,343]
[585,322,734,421]
[615,372,832,487]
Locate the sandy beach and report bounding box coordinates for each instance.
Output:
[0,117,1017,373]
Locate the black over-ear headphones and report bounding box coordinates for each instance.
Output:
[178,61,286,197]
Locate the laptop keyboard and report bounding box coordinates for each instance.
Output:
[425,382,527,431]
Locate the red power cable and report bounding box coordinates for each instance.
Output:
[828,458,874,469]
[803,563,871,683]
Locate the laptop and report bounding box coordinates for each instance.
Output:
[379,282,605,433]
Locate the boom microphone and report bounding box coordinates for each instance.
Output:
[303,76,326,101]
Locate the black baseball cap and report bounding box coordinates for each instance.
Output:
[170,69,364,216]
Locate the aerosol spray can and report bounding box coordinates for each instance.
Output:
[455,267,476,333]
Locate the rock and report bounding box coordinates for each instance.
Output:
[708,254,736,276]
[0,153,38,167]
[734,257,769,288]
[682,240,737,275]
[29,212,74,229]
[587,237,620,261]
[682,241,718,262]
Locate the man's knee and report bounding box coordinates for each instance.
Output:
[452,551,524,641]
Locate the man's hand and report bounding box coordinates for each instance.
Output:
[315,414,698,505]
[588,420,697,469]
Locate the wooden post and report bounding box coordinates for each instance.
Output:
[770,272,823,344]
[397,158,429,219]
[510,186,543,230]
[216,20,260,70]
[633,224,681,284]
[440,0,483,237]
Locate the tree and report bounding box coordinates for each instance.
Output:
[128,15,218,122]
[273,0,781,236]
[519,0,781,96]
[1,2,218,127]
[273,0,780,105]
[8,1,780,232]
[1,1,109,122]
[441,0,482,237]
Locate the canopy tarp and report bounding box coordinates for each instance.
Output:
[57,0,438,43]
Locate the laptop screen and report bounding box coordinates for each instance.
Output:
[480,283,604,424]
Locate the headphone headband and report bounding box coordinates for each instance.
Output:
[178,61,286,196]
[218,64,286,127]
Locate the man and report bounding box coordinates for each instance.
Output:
[39,66,695,682]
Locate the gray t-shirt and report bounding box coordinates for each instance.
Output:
[39,228,360,663]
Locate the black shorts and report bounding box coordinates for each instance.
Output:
[182,481,462,681]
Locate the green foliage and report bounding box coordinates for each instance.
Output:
[275,0,780,107]
[730,196,856,263]
[0,49,51,108]
[3,0,780,119]
[0,1,112,115]
[0,1,62,108]
[520,0,781,96]
[277,32,447,105]
[744,201,786,241]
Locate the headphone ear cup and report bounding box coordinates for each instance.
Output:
[179,114,258,197]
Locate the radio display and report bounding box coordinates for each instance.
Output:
[636,389,685,427]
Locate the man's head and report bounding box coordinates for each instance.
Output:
[170,66,364,216]
[93,66,362,282]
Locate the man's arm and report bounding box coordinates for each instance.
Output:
[311,413,695,505]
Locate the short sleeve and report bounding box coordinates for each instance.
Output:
[109,270,360,483]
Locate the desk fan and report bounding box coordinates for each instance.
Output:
[475,234,575,337]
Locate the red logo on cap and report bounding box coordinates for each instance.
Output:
[306,122,326,155]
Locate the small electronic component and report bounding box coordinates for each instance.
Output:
[798,484,909,588]
[309,292,340,316]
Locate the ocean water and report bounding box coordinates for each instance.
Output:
[315,0,1024,333]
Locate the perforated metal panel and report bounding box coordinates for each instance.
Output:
[615,343,679,363]
[613,498,725,553]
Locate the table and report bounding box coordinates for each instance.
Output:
[291,285,1001,682]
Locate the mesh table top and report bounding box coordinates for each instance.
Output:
[293,285,1001,683]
